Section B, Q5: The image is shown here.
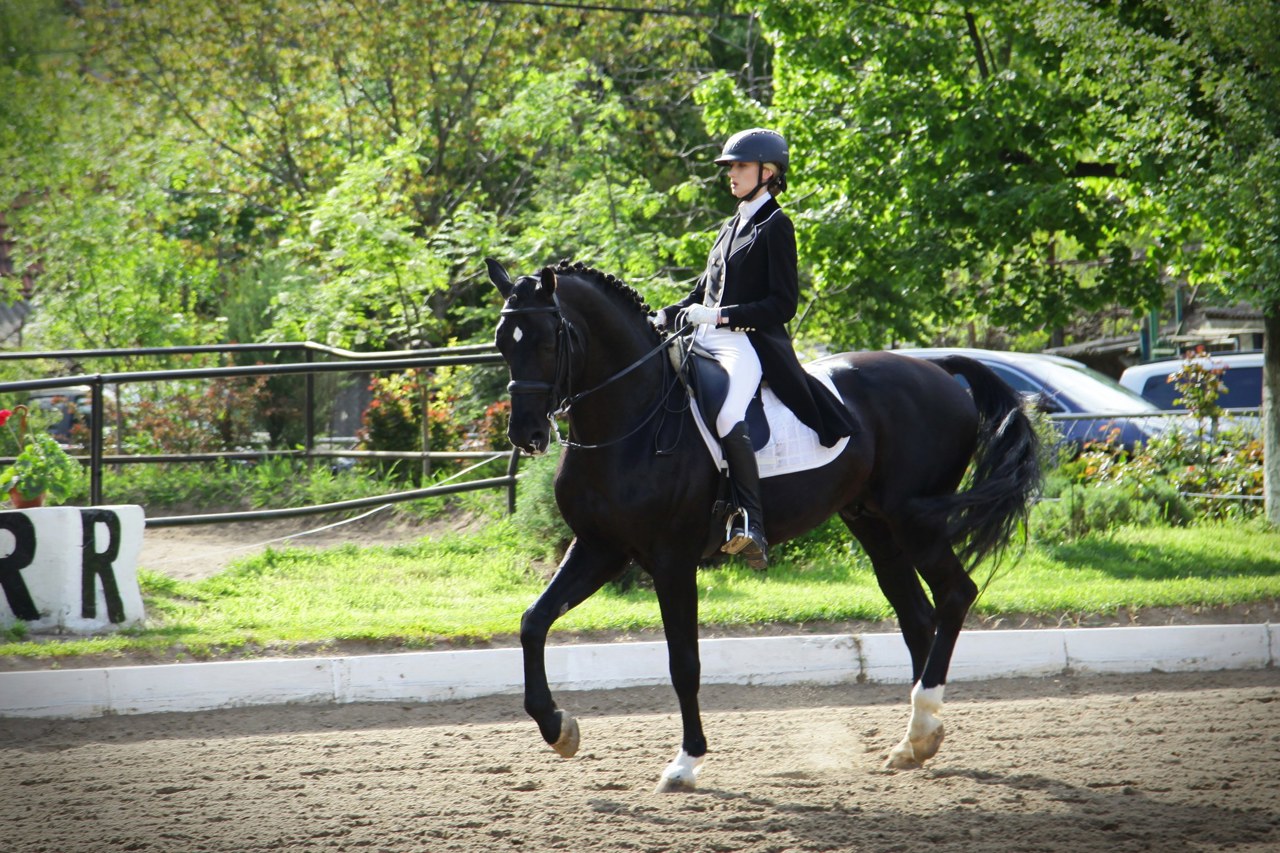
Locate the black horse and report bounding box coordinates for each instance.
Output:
[487,258,1040,792]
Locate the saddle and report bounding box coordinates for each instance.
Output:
[668,335,771,452]
[667,335,770,561]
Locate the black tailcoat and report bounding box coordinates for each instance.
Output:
[664,198,857,447]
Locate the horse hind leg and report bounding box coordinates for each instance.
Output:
[843,512,935,684]
[862,511,977,770]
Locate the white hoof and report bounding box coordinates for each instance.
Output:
[654,749,703,793]
[550,710,580,758]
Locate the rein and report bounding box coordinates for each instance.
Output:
[500,296,690,450]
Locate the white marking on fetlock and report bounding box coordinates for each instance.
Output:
[885,684,946,770]
[907,683,944,742]
[654,749,704,793]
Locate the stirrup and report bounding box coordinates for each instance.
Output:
[721,509,768,569]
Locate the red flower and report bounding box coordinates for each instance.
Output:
[0,409,10,427]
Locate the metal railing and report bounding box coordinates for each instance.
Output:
[0,342,523,525]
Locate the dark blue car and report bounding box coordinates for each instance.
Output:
[897,348,1181,452]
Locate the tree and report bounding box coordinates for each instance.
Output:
[1157,1,1280,525]
[710,0,1278,522]
[31,0,745,349]
[1,0,223,359]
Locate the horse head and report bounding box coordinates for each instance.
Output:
[488,257,667,455]
[487,258,567,455]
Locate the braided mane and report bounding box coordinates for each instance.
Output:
[549,259,659,340]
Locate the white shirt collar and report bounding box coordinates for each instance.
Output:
[736,191,772,230]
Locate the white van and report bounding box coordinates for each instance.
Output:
[1119,352,1262,411]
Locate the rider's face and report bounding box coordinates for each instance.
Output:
[726,160,774,200]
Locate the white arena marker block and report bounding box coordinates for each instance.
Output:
[1065,624,1271,674]
[701,635,861,686]
[0,668,111,718]
[0,505,145,634]
[950,629,1068,681]
[105,658,336,715]
[549,640,670,692]
[340,649,523,704]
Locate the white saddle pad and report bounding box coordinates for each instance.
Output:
[691,362,851,479]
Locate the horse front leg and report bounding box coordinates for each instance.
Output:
[651,564,706,793]
[521,538,628,758]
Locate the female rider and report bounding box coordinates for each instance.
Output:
[656,128,857,569]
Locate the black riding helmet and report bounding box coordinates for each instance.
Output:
[714,128,789,194]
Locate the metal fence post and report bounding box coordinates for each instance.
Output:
[304,348,315,465]
[89,378,104,506]
[506,447,521,514]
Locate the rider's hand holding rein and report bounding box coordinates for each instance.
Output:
[652,306,718,330]
[678,304,719,327]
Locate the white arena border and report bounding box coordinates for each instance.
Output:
[1,623,1275,719]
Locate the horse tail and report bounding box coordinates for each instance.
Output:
[928,355,1043,572]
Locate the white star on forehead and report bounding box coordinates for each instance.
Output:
[512,326,524,343]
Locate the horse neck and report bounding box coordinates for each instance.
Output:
[561,283,666,426]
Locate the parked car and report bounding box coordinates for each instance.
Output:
[1119,351,1262,411]
[24,386,107,443]
[896,347,1181,452]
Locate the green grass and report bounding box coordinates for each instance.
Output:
[3,519,1278,663]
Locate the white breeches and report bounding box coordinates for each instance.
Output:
[694,325,763,437]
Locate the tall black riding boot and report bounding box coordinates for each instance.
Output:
[720,421,768,570]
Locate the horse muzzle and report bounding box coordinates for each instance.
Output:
[506,379,557,455]
[508,415,552,456]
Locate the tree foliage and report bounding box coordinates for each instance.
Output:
[5,0,745,351]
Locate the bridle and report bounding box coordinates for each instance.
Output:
[499,296,577,417]
[499,295,690,450]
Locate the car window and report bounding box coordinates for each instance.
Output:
[1019,358,1158,413]
[1140,376,1181,408]
[1139,364,1261,410]
[1219,367,1262,408]
[986,365,1041,395]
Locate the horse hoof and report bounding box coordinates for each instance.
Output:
[550,710,580,758]
[654,773,697,794]
[654,750,703,793]
[884,739,922,770]
[913,723,945,764]
[883,723,945,770]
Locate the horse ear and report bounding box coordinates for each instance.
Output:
[537,266,557,297]
[486,258,513,298]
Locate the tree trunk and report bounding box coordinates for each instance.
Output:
[1265,308,1280,527]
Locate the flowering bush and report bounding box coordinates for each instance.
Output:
[0,406,86,506]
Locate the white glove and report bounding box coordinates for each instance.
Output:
[653,309,668,329]
[679,304,720,327]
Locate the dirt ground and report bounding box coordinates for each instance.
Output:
[1,670,1277,853]
[10,516,1279,850]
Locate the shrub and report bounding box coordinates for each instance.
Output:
[359,368,507,482]
[510,450,571,561]
[125,375,264,454]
